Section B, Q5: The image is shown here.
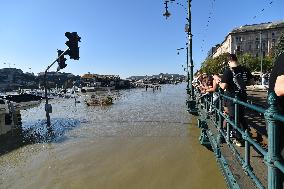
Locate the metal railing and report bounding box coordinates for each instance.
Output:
[195,90,284,189]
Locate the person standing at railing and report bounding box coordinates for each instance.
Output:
[213,54,254,147]
[268,52,284,187]
[204,74,220,113]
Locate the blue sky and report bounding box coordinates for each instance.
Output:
[0,0,283,78]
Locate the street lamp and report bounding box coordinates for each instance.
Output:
[163,1,171,19]
[163,0,197,114]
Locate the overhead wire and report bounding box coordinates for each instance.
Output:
[200,0,216,53]
[199,0,275,59]
[252,0,274,20]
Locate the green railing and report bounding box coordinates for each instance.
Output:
[195,90,284,189]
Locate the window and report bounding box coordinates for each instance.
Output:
[272,39,276,47]
[248,44,252,50]
[256,42,259,49]
[237,45,241,51]
[272,32,275,38]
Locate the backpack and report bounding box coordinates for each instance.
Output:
[230,68,246,94]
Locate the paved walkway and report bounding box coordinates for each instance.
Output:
[204,89,271,188]
[246,89,268,148]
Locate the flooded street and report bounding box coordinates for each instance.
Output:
[0,83,226,189]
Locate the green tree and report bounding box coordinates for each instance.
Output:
[262,55,274,72]
[200,53,229,74]
[238,53,259,72]
[200,52,273,74]
[273,32,284,60]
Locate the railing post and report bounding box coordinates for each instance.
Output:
[234,94,239,141]
[265,92,281,189]
[226,122,230,142]
[218,90,224,142]
[208,93,213,119]
[204,95,208,111]
[217,91,223,145]
[243,130,251,171]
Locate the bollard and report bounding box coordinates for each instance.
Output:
[265,92,281,189]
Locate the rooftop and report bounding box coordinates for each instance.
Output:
[231,20,284,33]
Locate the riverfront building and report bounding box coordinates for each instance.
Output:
[208,20,284,58]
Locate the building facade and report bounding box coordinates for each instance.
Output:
[212,20,284,58]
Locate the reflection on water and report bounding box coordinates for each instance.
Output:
[0,83,226,189]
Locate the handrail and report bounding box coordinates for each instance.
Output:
[220,93,266,114]
[195,89,284,189]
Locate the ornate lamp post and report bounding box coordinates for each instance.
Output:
[163,1,171,19]
[163,0,198,114]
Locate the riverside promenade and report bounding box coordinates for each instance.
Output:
[195,85,284,189]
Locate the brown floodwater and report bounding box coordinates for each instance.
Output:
[0,83,226,189]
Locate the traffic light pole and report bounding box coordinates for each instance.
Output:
[44,48,69,129]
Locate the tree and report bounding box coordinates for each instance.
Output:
[200,53,229,74]
[200,52,273,74]
[273,32,284,60]
[238,53,259,72]
[262,55,274,72]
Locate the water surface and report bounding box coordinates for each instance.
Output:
[0,83,226,189]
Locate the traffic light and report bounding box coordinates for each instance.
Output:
[65,32,81,60]
[57,50,67,71]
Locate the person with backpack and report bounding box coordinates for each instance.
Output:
[214,54,254,146]
[269,52,284,187]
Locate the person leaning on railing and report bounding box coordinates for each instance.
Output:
[198,74,207,93]
[192,72,202,88]
[268,52,284,187]
[204,74,220,112]
[213,54,254,147]
[201,75,213,94]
